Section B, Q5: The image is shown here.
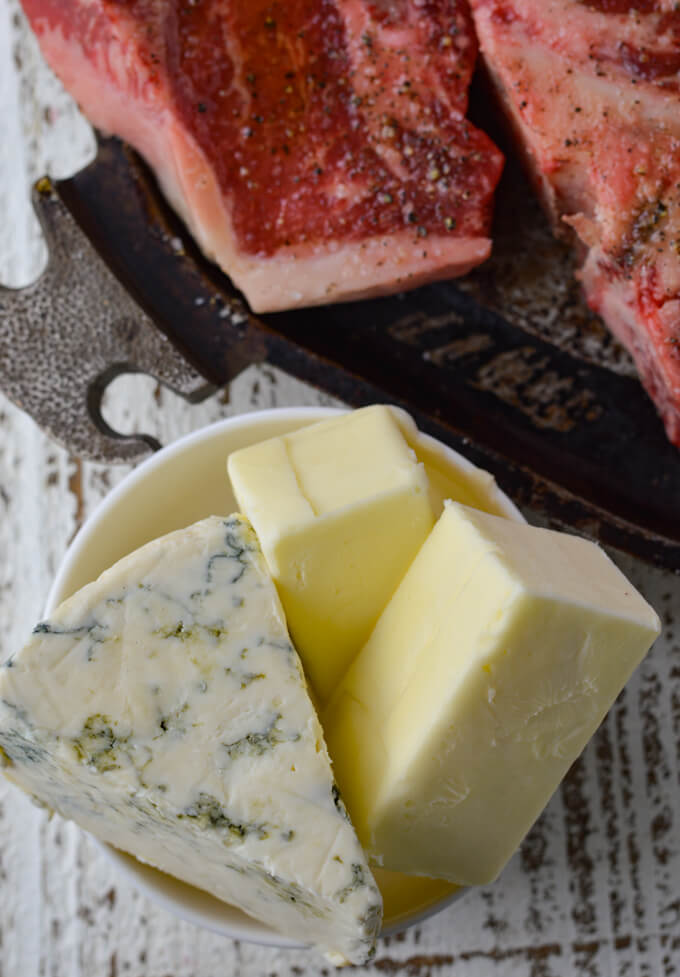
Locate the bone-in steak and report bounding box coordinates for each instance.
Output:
[22,0,503,312]
[469,0,680,447]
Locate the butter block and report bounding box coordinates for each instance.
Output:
[324,502,661,886]
[0,516,382,964]
[227,406,435,703]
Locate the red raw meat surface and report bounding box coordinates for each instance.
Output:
[470,0,680,448]
[22,0,503,312]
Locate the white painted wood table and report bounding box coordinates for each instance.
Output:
[1,4,678,974]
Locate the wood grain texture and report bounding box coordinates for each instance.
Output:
[0,2,678,975]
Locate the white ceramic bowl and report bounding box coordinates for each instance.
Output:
[46,406,524,948]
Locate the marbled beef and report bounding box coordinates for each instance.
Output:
[22,0,503,312]
[470,0,680,447]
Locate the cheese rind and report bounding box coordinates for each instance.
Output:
[0,516,381,964]
[227,406,435,703]
[324,502,661,886]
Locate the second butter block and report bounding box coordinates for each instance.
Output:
[227,406,435,703]
[324,502,660,886]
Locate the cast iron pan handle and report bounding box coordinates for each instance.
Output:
[0,178,216,464]
[1,136,679,569]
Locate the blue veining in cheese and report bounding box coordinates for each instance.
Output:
[0,515,381,964]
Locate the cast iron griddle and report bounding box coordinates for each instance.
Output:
[1,135,679,569]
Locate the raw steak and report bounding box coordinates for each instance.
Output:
[22,0,503,312]
[469,0,680,447]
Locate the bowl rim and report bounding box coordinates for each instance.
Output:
[48,408,344,614]
[47,406,523,612]
[98,844,468,949]
[45,405,520,950]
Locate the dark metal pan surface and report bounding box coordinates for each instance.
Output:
[2,135,679,569]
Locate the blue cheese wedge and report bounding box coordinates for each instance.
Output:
[0,516,381,964]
